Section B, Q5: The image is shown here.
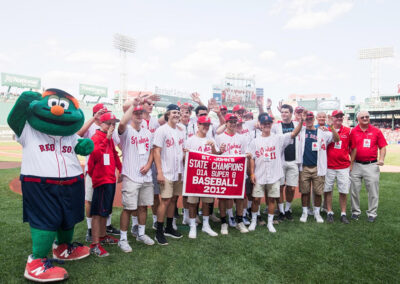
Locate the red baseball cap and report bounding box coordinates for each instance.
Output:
[133,105,144,113]
[93,103,107,114]
[224,113,238,121]
[232,105,245,112]
[332,110,344,117]
[197,116,212,124]
[183,102,194,110]
[220,105,228,111]
[100,112,120,123]
[295,106,305,113]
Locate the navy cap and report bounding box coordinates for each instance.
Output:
[166,104,180,112]
[258,113,273,124]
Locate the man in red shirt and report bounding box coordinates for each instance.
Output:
[324,110,351,224]
[349,111,387,222]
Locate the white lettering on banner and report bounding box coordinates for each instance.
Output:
[192,176,238,187]
[211,162,243,171]
[211,171,229,177]
[188,159,208,169]
[204,186,227,194]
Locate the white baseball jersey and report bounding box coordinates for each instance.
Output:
[177,122,194,141]
[247,133,292,184]
[185,135,218,154]
[244,119,257,132]
[83,123,120,173]
[215,132,247,155]
[17,123,82,178]
[153,124,185,181]
[271,121,301,163]
[141,116,160,137]
[119,125,153,183]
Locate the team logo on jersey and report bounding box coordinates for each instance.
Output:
[166,137,175,147]
[38,144,55,152]
[179,138,184,145]
[225,143,242,154]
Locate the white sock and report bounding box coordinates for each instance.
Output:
[190,218,196,227]
[120,230,127,241]
[247,200,252,209]
[278,203,284,214]
[268,214,274,225]
[203,216,210,227]
[328,211,334,215]
[131,216,138,227]
[183,208,189,220]
[106,214,112,226]
[252,212,258,222]
[314,207,320,215]
[152,215,157,223]
[138,225,145,236]
[341,212,346,216]
[243,208,247,217]
[257,206,261,216]
[227,208,234,218]
[86,217,92,229]
[302,207,308,214]
[285,202,291,212]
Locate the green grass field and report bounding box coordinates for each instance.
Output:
[1,168,399,283]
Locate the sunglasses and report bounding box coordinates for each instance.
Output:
[360,116,369,119]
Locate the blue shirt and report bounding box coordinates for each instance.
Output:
[303,129,318,166]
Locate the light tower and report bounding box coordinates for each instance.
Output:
[113,33,136,107]
[359,47,394,98]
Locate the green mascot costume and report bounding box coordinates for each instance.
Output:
[7,89,94,282]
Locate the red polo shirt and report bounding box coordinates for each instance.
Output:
[327,125,351,169]
[349,124,387,162]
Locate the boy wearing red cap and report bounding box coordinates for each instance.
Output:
[87,112,122,256]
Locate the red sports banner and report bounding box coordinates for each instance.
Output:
[183,151,247,199]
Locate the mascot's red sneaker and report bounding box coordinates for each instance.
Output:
[52,242,90,261]
[24,255,68,282]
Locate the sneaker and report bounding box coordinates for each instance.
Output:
[90,243,109,257]
[248,220,257,231]
[155,231,168,246]
[24,255,68,282]
[118,239,132,253]
[228,217,237,227]
[236,222,249,233]
[152,221,157,230]
[100,235,119,245]
[131,224,139,237]
[196,215,202,224]
[314,213,324,223]
[340,215,350,224]
[267,223,276,233]
[300,212,308,223]
[221,223,228,235]
[276,213,286,222]
[326,213,334,223]
[243,216,251,225]
[210,213,221,223]
[285,210,293,221]
[52,242,90,261]
[106,225,120,235]
[308,208,314,216]
[367,216,376,223]
[136,234,155,245]
[85,229,92,242]
[351,214,360,220]
[257,216,266,226]
[172,218,178,230]
[164,227,183,239]
[202,225,218,237]
[188,226,197,239]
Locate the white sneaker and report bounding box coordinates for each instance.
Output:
[308,208,314,216]
[210,214,221,223]
[131,224,138,237]
[202,225,218,237]
[118,240,132,253]
[221,223,228,235]
[188,225,197,239]
[314,213,324,223]
[172,218,178,230]
[136,234,155,245]
[236,222,249,233]
[248,220,257,231]
[228,217,237,227]
[267,223,276,233]
[300,212,308,223]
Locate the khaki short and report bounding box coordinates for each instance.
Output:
[299,166,324,195]
[121,176,154,210]
[187,196,214,204]
[160,178,183,199]
[85,174,94,202]
[253,181,280,198]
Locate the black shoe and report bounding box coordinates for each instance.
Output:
[285,210,293,221]
[276,213,286,222]
[85,229,92,242]
[340,215,350,224]
[367,216,376,223]
[164,227,183,239]
[351,214,360,220]
[106,225,120,235]
[326,213,334,223]
[155,232,169,245]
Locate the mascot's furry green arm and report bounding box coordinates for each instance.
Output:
[7,90,93,156]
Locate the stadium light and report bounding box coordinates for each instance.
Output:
[113,33,136,107]
[359,47,394,97]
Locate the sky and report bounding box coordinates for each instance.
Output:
[0,0,399,107]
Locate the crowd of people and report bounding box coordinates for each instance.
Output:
[80,93,387,256]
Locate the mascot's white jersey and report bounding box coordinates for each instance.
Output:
[17,123,83,178]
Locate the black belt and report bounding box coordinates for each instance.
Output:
[356,160,377,165]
